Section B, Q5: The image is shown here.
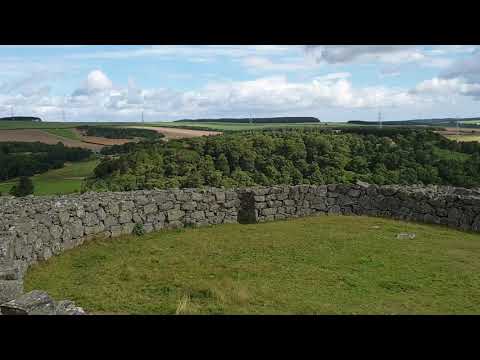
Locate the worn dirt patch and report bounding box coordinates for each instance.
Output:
[126,126,222,139]
[0,129,104,150]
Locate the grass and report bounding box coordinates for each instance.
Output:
[459,120,480,125]
[24,215,480,314]
[0,159,99,196]
[445,135,480,143]
[432,146,470,161]
[44,128,82,141]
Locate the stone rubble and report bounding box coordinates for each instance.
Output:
[0,290,86,315]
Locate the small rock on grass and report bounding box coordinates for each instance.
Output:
[396,233,416,240]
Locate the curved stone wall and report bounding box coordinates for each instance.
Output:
[2,182,480,302]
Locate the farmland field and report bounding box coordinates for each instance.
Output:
[0,129,104,150]
[147,121,333,131]
[72,128,136,146]
[0,159,99,196]
[24,215,480,314]
[445,135,480,142]
[44,128,83,141]
[127,126,222,139]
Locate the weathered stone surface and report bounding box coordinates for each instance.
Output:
[167,209,185,221]
[119,211,132,224]
[97,207,107,220]
[181,201,197,211]
[0,290,55,315]
[58,211,70,225]
[120,201,134,211]
[84,212,99,227]
[121,222,135,235]
[55,300,86,315]
[0,280,23,303]
[143,204,157,215]
[69,219,84,238]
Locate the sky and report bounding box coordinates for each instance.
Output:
[0,45,479,122]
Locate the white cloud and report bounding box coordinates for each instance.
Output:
[305,45,419,64]
[86,70,113,92]
[9,69,434,121]
[0,70,62,95]
[3,65,480,122]
[305,45,479,65]
[412,77,480,99]
[241,56,319,72]
[72,70,113,96]
[442,53,480,83]
[66,45,296,61]
[166,75,417,117]
[11,71,417,121]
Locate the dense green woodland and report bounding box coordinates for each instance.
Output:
[0,116,42,122]
[77,126,164,140]
[84,128,480,192]
[0,142,91,181]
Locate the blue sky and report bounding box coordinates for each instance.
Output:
[0,45,479,122]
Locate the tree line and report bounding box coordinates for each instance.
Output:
[77,126,165,140]
[0,142,92,181]
[174,117,320,123]
[0,116,42,122]
[83,127,480,192]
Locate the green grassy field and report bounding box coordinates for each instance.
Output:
[24,215,480,314]
[0,159,99,196]
[445,135,480,143]
[460,120,480,125]
[432,146,471,161]
[44,128,82,141]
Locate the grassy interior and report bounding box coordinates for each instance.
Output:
[24,215,480,314]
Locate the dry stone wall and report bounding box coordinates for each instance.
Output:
[2,182,480,303]
[241,183,480,231]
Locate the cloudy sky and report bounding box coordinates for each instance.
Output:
[0,45,479,122]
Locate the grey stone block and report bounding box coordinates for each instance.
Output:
[0,280,24,304]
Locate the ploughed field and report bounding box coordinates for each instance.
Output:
[126,126,222,139]
[0,122,225,149]
[435,128,480,142]
[0,129,104,150]
[24,215,480,314]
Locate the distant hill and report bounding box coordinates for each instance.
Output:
[175,117,321,124]
[0,116,42,122]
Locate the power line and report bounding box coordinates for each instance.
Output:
[62,95,66,122]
